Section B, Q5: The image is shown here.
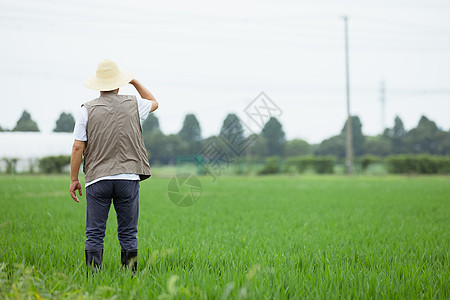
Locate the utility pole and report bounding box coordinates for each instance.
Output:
[380,79,386,132]
[343,16,354,175]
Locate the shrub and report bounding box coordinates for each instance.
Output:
[39,155,71,173]
[284,156,335,174]
[285,156,311,173]
[313,156,335,174]
[258,156,280,175]
[385,155,450,174]
[440,158,450,174]
[360,155,381,172]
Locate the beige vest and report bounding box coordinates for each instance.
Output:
[82,93,151,183]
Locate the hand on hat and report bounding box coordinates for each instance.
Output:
[128,78,158,112]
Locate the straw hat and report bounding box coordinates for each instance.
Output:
[84,59,134,91]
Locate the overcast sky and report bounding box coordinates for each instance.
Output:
[1,0,449,143]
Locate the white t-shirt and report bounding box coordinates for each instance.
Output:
[73,97,153,187]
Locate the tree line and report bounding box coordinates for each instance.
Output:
[141,113,450,164]
[0,110,75,133]
[2,110,450,163]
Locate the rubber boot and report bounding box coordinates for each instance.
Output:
[121,249,138,274]
[85,249,103,277]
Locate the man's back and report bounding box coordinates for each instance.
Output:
[83,93,151,183]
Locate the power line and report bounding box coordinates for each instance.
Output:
[354,16,450,35]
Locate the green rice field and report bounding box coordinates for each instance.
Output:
[0,174,449,299]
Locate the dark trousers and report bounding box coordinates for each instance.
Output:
[85,180,139,251]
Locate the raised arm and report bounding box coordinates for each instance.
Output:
[129,79,159,113]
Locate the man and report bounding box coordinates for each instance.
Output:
[69,59,158,275]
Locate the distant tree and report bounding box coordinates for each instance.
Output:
[143,130,166,163]
[202,135,229,154]
[202,135,220,145]
[220,113,246,155]
[310,143,321,155]
[164,134,189,163]
[403,116,440,154]
[364,135,392,156]
[53,112,75,132]
[247,134,269,157]
[391,116,406,154]
[143,130,188,164]
[317,115,365,158]
[178,114,202,154]
[284,139,311,156]
[341,116,365,156]
[13,110,39,132]
[261,117,286,156]
[142,114,160,133]
[437,131,450,155]
[200,135,231,162]
[316,135,345,158]
[0,125,3,131]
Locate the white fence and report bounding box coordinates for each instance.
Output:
[0,132,74,172]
